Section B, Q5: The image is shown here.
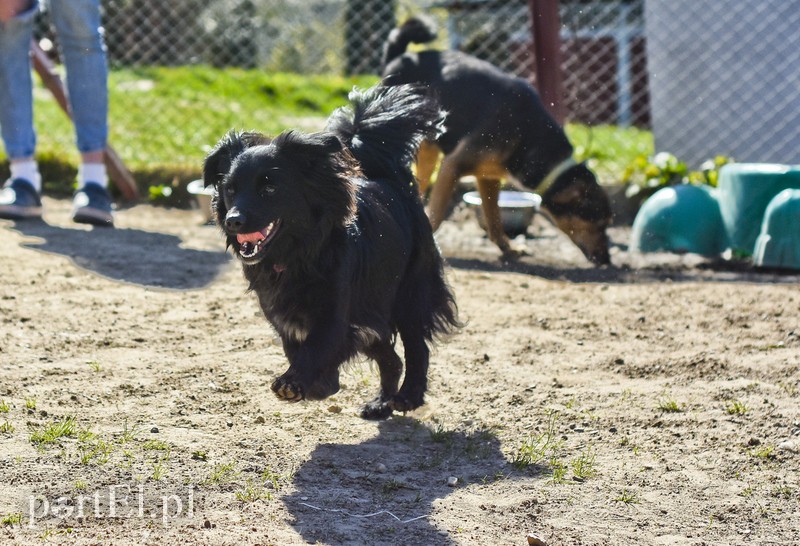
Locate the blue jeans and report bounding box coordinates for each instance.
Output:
[0,0,108,160]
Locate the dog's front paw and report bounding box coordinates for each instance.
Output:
[271,375,305,402]
[359,398,394,420]
[499,242,529,263]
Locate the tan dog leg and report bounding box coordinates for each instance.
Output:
[415,140,440,197]
[425,153,462,231]
[477,178,528,260]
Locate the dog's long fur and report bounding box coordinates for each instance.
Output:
[203,85,459,419]
[381,17,612,265]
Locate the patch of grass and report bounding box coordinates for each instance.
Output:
[0,421,14,434]
[118,419,140,444]
[550,458,569,484]
[429,421,456,447]
[78,439,114,465]
[30,417,77,447]
[151,459,168,481]
[725,400,749,415]
[0,399,9,413]
[657,396,683,413]
[750,445,775,460]
[1,513,23,527]
[570,447,598,481]
[86,361,102,373]
[614,489,640,504]
[202,461,239,486]
[235,481,271,503]
[191,450,209,461]
[73,480,88,492]
[512,412,563,470]
[142,439,171,452]
[25,398,36,411]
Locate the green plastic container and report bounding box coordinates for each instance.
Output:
[630,184,728,256]
[717,164,800,255]
[753,189,800,270]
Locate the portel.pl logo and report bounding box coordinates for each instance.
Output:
[24,484,195,527]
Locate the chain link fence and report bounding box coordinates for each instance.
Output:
[29,0,800,179]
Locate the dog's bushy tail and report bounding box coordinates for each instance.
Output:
[326,84,444,185]
[381,15,438,70]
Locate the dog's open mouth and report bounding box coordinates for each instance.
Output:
[235,220,281,263]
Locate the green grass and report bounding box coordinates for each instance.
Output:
[2,65,651,202]
[30,417,77,447]
[725,400,749,415]
[0,400,9,413]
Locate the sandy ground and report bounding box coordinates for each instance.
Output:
[1,196,798,546]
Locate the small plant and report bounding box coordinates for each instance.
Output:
[550,458,568,484]
[202,461,239,485]
[86,361,102,373]
[512,412,563,469]
[73,480,88,492]
[142,439,171,452]
[750,445,775,459]
[429,421,456,446]
[30,417,77,447]
[118,419,139,444]
[570,447,598,481]
[623,151,733,199]
[657,396,683,413]
[151,460,168,481]
[25,398,36,411]
[725,400,749,415]
[191,450,209,461]
[0,421,14,434]
[614,489,640,504]
[0,399,9,413]
[1,513,23,527]
[235,481,270,503]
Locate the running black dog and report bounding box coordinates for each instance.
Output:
[203,85,459,419]
[382,17,612,265]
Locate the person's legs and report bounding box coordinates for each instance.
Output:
[0,1,43,220]
[48,0,113,226]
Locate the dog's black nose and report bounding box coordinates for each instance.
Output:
[225,208,246,233]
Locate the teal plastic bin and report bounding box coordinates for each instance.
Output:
[630,184,728,256]
[753,189,800,270]
[717,164,800,255]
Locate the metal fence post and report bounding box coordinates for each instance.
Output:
[529,0,565,125]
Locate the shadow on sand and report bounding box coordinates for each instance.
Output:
[9,219,230,289]
[282,417,536,546]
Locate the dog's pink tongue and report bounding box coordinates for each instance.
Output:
[237,231,265,244]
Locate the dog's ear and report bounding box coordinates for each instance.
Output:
[272,131,344,163]
[203,130,270,188]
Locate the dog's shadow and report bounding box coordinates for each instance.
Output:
[8,219,230,289]
[283,417,523,545]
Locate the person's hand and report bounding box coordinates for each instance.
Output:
[0,0,33,23]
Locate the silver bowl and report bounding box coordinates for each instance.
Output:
[462,190,542,237]
[187,179,216,224]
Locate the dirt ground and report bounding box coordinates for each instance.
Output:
[1,195,798,546]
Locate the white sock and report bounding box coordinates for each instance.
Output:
[78,163,108,189]
[10,160,42,193]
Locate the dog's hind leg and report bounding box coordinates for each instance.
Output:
[425,152,463,232]
[359,340,404,420]
[389,326,430,414]
[415,140,441,197]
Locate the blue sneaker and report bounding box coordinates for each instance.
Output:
[73,182,114,227]
[0,178,43,220]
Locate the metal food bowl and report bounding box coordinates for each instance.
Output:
[187,179,216,224]
[462,190,542,237]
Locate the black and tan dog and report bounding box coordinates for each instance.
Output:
[382,17,611,265]
[203,85,459,419]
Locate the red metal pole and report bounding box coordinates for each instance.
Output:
[529,0,565,125]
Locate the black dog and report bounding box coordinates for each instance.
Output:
[203,85,459,419]
[382,17,612,265]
